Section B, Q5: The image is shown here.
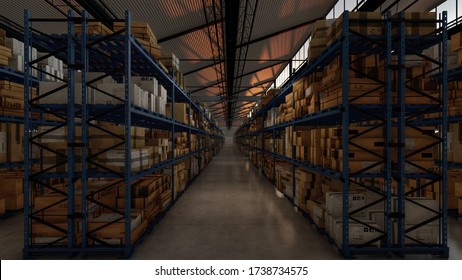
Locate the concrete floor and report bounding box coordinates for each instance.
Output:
[1,140,462,259]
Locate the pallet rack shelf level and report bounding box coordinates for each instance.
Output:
[23,10,223,258]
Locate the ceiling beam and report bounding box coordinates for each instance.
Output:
[183,61,221,76]
[194,95,261,102]
[357,0,387,12]
[236,16,322,48]
[233,78,273,95]
[75,0,114,28]
[189,60,283,93]
[158,18,224,43]
[225,0,240,127]
[183,58,287,76]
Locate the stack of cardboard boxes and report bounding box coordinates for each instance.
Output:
[166,103,191,124]
[164,161,189,199]
[0,172,24,214]
[159,52,185,90]
[0,29,12,67]
[39,74,168,116]
[75,22,112,35]
[169,132,191,158]
[146,129,170,164]
[0,123,26,163]
[307,19,332,63]
[275,162,292,197]
[114,22,162,59]
[1,81,37,117]
[31,175,172,245]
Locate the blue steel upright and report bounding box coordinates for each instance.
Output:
[441,11,449,257]
[80,10,89,255]
[341,10,351,258]
[397,12,406,257]
[23,9,31,259]
[384,11,393,256]
[124,10,133,258]
[66,10,76,257]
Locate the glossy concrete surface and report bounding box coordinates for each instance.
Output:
[1,141,461,259]
[131,142,341,260]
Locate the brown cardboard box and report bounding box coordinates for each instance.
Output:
[166,103,189,123]
[0,176,23,194]
[0,197,5,215]
[391,12,436,35]
[7,123,23,162]
[88,125,145,150]
[458,198,462,216]
[0,123,6,162]
[0,193,23,210]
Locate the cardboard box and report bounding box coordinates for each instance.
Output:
[458,198,462,216]
[325,191,366,218]
[99,148,151,172]
[0,176,23,194]
[0,197,5,215]
[89,125,145,150]
[391,12,436,36]
[0,193,23,210]
[7,123,23,162]
[166,103,189,123]
[393,222,438,244]
[393,197,439,225]
[310,200,326,229]
[333,219,381,247]
[0,123,6,162]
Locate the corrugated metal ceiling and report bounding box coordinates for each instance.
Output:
[108,0,206,39]
[0,0,339,126]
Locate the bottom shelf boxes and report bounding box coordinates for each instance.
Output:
[159,190,172,211]
[0,198,5,215]
[31,222,81,245]
[88,210,143,242]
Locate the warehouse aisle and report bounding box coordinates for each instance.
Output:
[131,140,342,259]
[1,140,462,259]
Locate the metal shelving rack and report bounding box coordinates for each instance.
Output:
[235,11,449,258]
[23,10,223,258]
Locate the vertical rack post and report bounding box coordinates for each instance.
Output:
[290,61,295,201]
[23,9,31,259]
[188,92,192,182]
[272,128,276,183]
[384,11,393,256]
[261,119,265,171]
[124,10,133,257]
[441,11,448,257]
[80,10,88,254]
[341,10,350,257]
[171,68,176,202]
[66,10,76,256]
[397,11,406,257]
